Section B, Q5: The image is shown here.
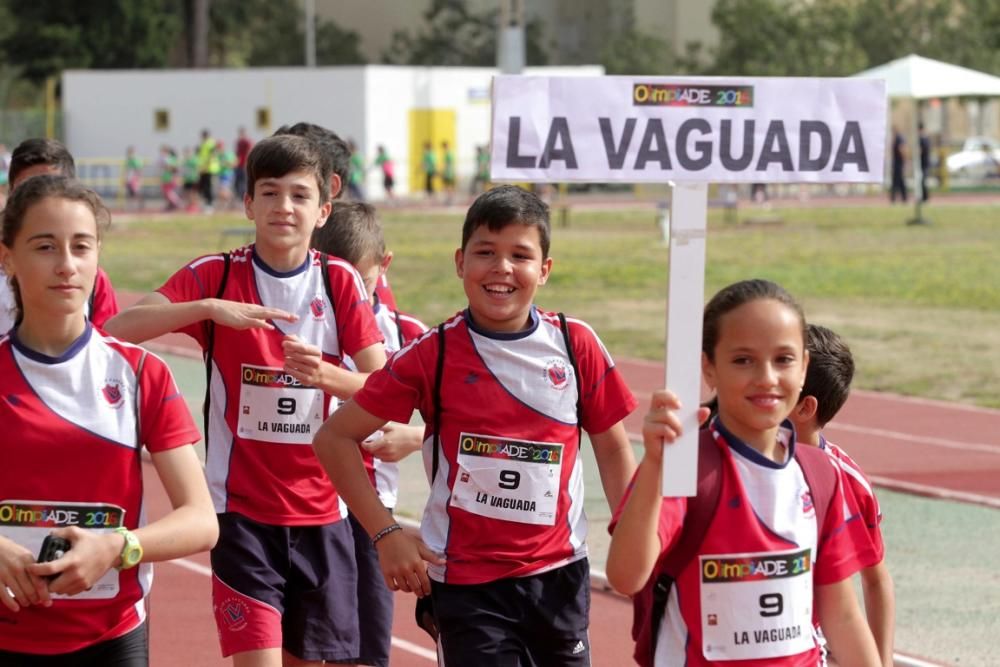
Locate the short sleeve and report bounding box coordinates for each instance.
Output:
[353,336,430,424]
[569,319,638,435]
[89,268,120,328]
[813,472,880,585]
[138,352,201,452]
[326,260,384,358]
[156,255,226,347]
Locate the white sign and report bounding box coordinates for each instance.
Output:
[491,76,887,183]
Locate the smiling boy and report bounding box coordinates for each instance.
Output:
[313,185,637,666]
[104,134,385,667]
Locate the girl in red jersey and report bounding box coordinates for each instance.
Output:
[607,279,880,667]
[0,176,217,666]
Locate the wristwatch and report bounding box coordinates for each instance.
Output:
[114,527,143,570]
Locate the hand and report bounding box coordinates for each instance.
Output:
[362,423,423,463]
[209,299,297,331]
[641,389,710,464]
[0,536,50,611]
[27,527,122,597]
[375,531,445,597]
[282,335,324,386]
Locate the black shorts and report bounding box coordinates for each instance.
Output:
[431,558,591,667]
[0,622,147,667]
[347,513,394,667]
[210,513,360,661]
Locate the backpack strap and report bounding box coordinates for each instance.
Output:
[793,443,838,538]
[556,312,582,431]
[632,428,724,667]
[203,253,231,437]
[430,322,446,483]
[318,251,336,317]
[392,309,405,350]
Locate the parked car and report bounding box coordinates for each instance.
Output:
[946,136,1000,178]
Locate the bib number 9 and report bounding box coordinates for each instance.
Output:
[759,593,784,617]
[498,469,521,490]
[277,397,297,415]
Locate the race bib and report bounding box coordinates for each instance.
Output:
[449,433,562,526]
[700,547,815,661]
[237,364,324,444]
[0,500,125,600]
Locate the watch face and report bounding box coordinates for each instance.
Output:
[123,547,142,567]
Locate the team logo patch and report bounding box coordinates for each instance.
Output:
[217,597,249,632]
[542,358,570,390]
[101,380,125,409]
[309,296,326,319]
[801,490,815,516]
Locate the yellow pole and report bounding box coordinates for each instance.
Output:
[44,76,56,139]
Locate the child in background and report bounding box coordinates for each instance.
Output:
[373,145,395,201]
[441,141,456,204]
[104,135,386,667]
[159,145,182,212]
[1,138,120,333]
[312,200,427,667]
[216,140,236,210]
[314,185,638,666]
[788,324,895,667]
[0,175,216,665]
[124,146,144,210]
[421,141,436,199]
[607,279,881,667]
[181,146,200,212]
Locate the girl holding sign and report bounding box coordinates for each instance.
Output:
[0,175,217,665]
[607,279,879,667]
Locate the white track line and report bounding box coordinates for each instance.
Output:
[827,422,1000,455]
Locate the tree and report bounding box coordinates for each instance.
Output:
[0,0,181,84]
[382,0,548,67]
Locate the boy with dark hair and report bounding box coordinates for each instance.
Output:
[105,134,386,667]
[789,324,895,667]
[314,184,638,666]
[0,138,119,333]
[313,200,427,667]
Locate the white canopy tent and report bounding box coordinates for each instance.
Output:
[853,54,1000,222]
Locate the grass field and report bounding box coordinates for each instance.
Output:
[101,202,1000,408]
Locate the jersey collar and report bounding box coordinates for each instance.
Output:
[463,305,539,341]
[711,416,798,470]
[11,322,93,364]
[251,245,311,278]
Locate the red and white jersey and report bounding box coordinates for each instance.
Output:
[819,436,884,565]
[158,246,383,526]
[374,273,397,311]
[354,307,637,584]
[342,301,428,508]
[0,325,199,654]
[0,267,118,334]
[623,421,876,667]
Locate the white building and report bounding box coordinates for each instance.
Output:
[61,64,603,198]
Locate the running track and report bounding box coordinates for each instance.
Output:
[130,297,998,666]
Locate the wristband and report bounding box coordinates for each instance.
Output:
[371,523,402,546]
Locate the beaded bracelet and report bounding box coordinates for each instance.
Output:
[371,522,402,546]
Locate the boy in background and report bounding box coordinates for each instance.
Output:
[105,134,386,667]
[789,324,895,667]
[312,200,427,667]
[0,138,119,332]
[314,185,638,666]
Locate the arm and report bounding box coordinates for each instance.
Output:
[313,400,442,595]
[104,291,296,344]
[28,445,218,596]
[860,561,896,667]
[589,421,636,512]
[606,390,688,596]
[282,338,387,401]
[816,578,881,667]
